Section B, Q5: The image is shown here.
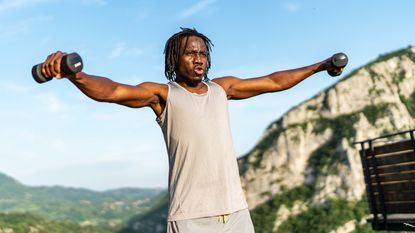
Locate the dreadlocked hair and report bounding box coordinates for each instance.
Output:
[164,27,213,82]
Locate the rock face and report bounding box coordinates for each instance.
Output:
[238,47,415,231]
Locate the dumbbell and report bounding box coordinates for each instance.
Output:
[327,52,348,77]
[32,53,83,83]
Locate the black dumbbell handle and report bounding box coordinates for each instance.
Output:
[32,53,83,84]
[328,52,348,77]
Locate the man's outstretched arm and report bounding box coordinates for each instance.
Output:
[68,72,165,107]
[213,57,339,100]
[41,51,167,115]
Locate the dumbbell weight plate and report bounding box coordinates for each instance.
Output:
[32,53,83,84]
[61,53,83,75]
[32,64,53,84]
[331,53,348,68]
[328,52,348,77]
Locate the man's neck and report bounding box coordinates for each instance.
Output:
[175,79,208,94]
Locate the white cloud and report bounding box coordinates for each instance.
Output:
[0,0,30,11]
[47,138,66,149]
[36,93,63,112]
[283,2,300,13]
[108,42,126,59]
[0,25,29,39]
[0,15,54,39]
[127,47,144,57]
[1,82,32,93]
[178,0,216,19]
[108,42,143,59]
[136,9,150,21]
[16,130,36,141]
[22,15,54,23]
[0,0,50,12]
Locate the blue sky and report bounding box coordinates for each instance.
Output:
[0,0,414,190]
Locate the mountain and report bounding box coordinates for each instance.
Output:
[123,46,415,232]
[0,173,24,191]
[0,172,166,229]
[239,46,415,232]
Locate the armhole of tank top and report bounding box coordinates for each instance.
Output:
[155,83,171,126]
[209,81,228,99]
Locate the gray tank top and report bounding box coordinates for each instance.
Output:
[157,81,248,221]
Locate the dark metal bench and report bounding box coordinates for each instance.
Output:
[355,129,415,231]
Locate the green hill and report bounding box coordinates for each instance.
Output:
[0,173,166,228]
[119,194,168,233]
[0,173,24,191]
[0,212,114,233]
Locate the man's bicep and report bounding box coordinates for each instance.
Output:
[113,82,164,108]
[213,76,280,100]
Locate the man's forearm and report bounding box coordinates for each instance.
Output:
[67,72,118,102]
[267,60,326,91]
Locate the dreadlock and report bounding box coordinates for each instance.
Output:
[164,27,213,81]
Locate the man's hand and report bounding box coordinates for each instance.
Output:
[324,53,348,77]
[41,51,67,79]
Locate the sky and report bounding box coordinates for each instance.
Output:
[0,0,414,191]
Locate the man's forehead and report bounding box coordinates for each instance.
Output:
[180,36,207,51]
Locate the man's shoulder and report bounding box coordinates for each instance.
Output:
[139,82,168,90]
[138,82,169,99]
[211,76,239,89]
[211,77,239,96]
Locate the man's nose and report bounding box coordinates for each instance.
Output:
[193,53,203,63]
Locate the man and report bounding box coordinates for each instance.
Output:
[41,28,343,233]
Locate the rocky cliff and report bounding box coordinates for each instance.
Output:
[239,47,415,232]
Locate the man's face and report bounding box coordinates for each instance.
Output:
[176,36,208,85]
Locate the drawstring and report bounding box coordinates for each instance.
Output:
[218,214,229,224]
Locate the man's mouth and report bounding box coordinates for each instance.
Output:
[194,67,204,74]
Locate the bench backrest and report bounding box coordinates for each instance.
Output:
[359,137,415,231]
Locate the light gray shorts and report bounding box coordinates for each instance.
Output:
[167,208,255,233]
